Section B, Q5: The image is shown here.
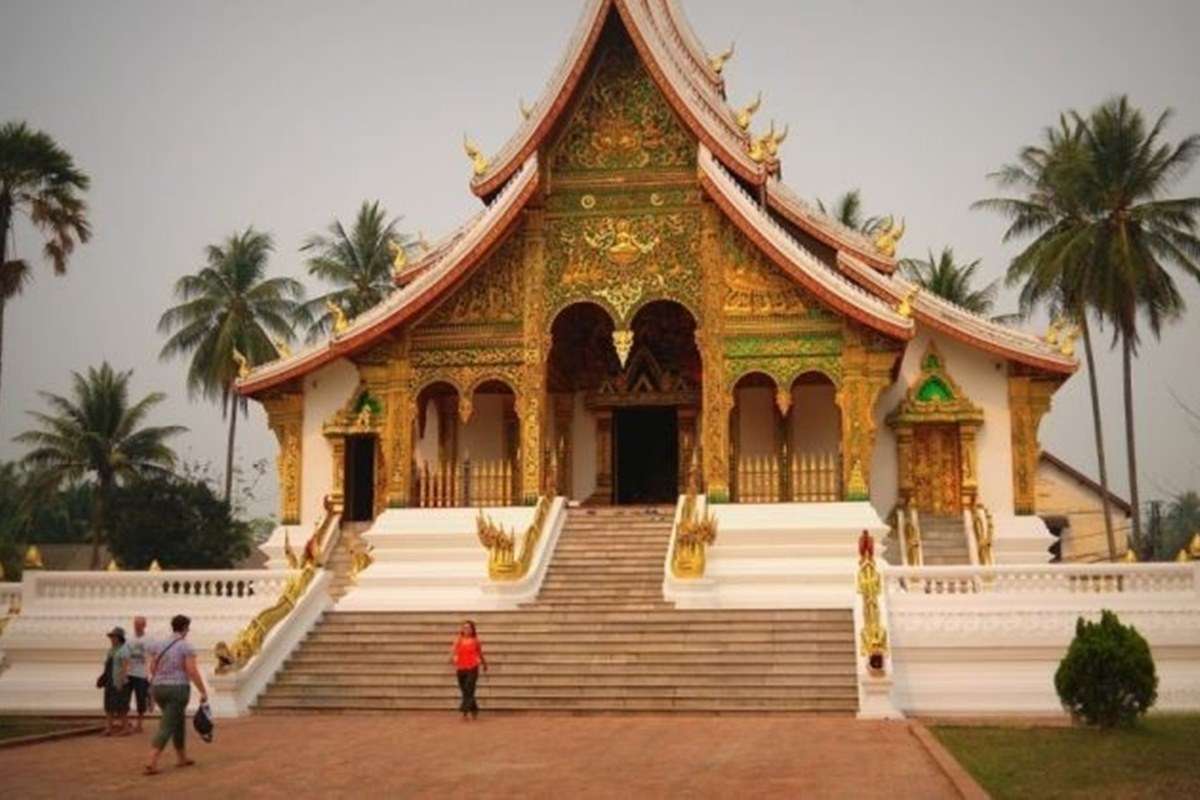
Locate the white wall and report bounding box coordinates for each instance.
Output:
[300,358,359,527]
[414,396,442,467]
[571,392,598,501]
[791,380,840,455]
[871,328,1015,517]
[458,393,507,463]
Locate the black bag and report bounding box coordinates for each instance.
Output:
[193,701,214,743]
[96,654,112,689]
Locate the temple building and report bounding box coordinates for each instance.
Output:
[238,0,1076,564]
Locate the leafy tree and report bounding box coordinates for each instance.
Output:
[975,115,1118,557]
[298,200,416,340]
[158,228,304,502]
[1134,491,1200,561]
[107,474,252,569]
[0,121,91,411]
[816,188,886,234]
[1055,610,1158,727]
[899,247,1017,321]
[0,462,28,578]
[14,363,184,568]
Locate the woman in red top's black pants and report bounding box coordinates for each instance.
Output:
[450,621,488,719]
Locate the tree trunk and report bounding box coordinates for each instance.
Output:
[90,477,109,570]
[224,393,238,505]
[1080,316,1117,560]
[0,295,6,415]
[0,199,9,413]
[1122,336,1142,548]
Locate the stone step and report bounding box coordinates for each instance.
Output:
[260,683,856,701]
[323,610,852,624]
[313,622,854,636]
[271,672,855,688]
[256,697,856,713]
[298,642,854,657]
[304,627,856,644]
[281,657,855,672]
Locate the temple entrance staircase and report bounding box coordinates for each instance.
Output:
[256,506,858,714]
[325,521,371,601]
[919,514,972,565]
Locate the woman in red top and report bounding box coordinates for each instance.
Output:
[450,620,488,719]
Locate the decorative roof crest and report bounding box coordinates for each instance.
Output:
[709,41,735,74]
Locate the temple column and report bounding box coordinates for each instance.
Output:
[698,202,730,501]
[836,338,895,501]
[518,207,547,503]
[380,354,414,509]
[1008,374,1056,514]
[959,421,981,509]
[676,406,697,494]
[894,425,914,507]
[328,436,346,513]
[262,392,303,525]
[592,409,614,504]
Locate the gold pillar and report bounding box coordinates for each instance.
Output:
[592,409,614,505]
[959,421,981,508]
[895,426,914,505]
[727,399,740,501]
[518,207,547,503]
[504,398,520,503]
[329,436,346,512]
[676,406,697,494]
[262,392,303,525]
[836,337,895,502]
[1008,374,1056,514]
[698,202,730,501]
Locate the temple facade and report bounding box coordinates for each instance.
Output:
[238,0,1076,560]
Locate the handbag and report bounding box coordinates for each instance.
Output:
[192,701,214,743]
[96,654,113,690]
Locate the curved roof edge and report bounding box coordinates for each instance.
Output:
[663,0,724,90]
[766,179,896,273]
[471,0,764,198]
[237,156,541,396]
[698,147,914,341]
[836,252,1078,375]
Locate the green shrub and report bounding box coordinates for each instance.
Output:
[1054,610,1158,727]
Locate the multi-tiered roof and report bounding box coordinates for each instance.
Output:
[239,0,1075,395]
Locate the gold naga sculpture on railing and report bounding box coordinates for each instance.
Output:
[214,507,337,673]
[903,499,923,566]
[475,453,557,581]
[971,502,995,566]
[857,530,888,672]
[671,458,718,579]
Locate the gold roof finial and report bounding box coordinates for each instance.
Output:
[106,559,120,572]
[1044,318,1062,346]
[710,42,735,74]
[735,92,762,131]
[519,97,534,121]
[897,285,920,318]
[1121,548,1139,563]
[388,238,409,275]
[873,216,906,258]
[417,230,431,252]
[232,348,250,380]
[463,135,489,177]
[765,121,789,158]
[325,300,349,334]
[273,339,291,359]
[1058,320,1081,357]
[148,559,162,572]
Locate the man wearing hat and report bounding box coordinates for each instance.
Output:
[102,625,133,736]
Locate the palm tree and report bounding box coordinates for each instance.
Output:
[816,189,885,235]
[14,363,184,568]
[158,228,304,502]
[1073,98,1200,545]
[973,115,1122,559]
[899,247,1017,320]
[298,200,416,341]
[0,122,91,410]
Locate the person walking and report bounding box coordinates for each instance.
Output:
[101,626,132,736]
[449,620,488,720]
[144,614,208,775]
[127,616,153,733]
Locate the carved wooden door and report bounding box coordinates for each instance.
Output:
[911,424,961,515]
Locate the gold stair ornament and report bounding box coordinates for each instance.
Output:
[857,530,888,670]
[1189,532,1200,559]
[1122,549,1139,563]
[671,454,717,579]
[214,563,317,674]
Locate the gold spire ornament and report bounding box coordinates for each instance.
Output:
[872,217,906,258]
[735,92,762,131]
[24,545,44,570]
[148,559,162,572]
[897,286,920,318]
[232,348,250,380]
[709,42,735,74]
[519,98,534,120]
[388,238,409,274]
[1189,532,1200,559]
[748,121,788,164]
[612,329,634,368]
[1057,321,1081,357]
[325,300,349,334]
[1121,548,1138,563]
[463,135,490,177]
[417,230,432,253]
[106,559,120,572]
[1176,548,1191,562]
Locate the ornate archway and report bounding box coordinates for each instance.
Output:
[887,344,983,515]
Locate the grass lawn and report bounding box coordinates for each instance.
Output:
[0,717,99,742]
[933,714,1200,799]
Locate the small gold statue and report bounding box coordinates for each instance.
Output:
[463,135,489,177]
[232,348,250,380]
[325,300,349,334]
[519,97,534,120]
[709,42,735,74]
[897,286,920,318]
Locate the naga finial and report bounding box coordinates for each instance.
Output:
[735,92,762,131]
[463,135,489,177]
[897,285,920,318]
[765,121,789,158]
[388,238,409,274]
[232,348,250,379]
[1044,317,1063,346]
[710,42,735,74]
[417,230,432,252]
[325,300,349,334]
[873,216,906,258]
[748,121,788,167]
[1058,320,1081,357]
[519,97,534,120]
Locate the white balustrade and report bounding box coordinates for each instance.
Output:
[21,570,290,606]
[0,582,21,614]
[884,562,1197,599]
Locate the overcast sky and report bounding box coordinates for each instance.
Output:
[2,0,1198,517]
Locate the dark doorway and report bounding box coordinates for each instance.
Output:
[614,407,678,504]
[344,436,376,522]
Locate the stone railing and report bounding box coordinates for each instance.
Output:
[1,582,21,614]
[884,562,1198,599]
[20,570,292,604]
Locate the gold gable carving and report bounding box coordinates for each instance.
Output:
[425,234,524,327]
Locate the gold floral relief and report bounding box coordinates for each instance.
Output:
[549,29,694,174]
[424,234,524,327]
